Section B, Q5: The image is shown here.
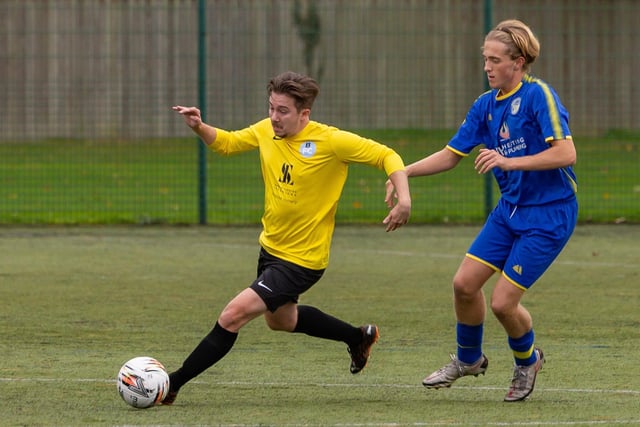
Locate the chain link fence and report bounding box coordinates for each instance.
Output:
[1,0,638,224]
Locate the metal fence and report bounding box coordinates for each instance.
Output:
[1,0,638,224]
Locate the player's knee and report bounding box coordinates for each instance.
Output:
[265,317,290,331]
[490,297,516,321]
[491,280,526,321]
[264,307,297,332]
[452,275,480,302]
[490,299,506,319]
[218,304,248,331]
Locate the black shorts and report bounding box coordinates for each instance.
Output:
[249,248,325,312]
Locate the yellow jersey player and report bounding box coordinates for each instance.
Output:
[163,71,411,405]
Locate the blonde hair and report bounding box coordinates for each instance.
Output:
[485,19,540,72]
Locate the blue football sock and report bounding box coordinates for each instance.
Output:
[456,322,483,364]
[508,329,537,366]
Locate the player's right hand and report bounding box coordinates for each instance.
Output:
[172,105,203,129]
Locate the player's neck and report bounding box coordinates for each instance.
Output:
[497,81,523,98]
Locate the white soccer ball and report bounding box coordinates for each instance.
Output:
[117,356,170,409]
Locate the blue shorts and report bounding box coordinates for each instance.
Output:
[467,197,577,290]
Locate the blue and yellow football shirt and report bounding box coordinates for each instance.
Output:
[447,75,577,206]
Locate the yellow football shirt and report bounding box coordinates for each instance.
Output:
[211,118,405,270]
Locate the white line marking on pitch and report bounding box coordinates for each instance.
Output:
[1,377,638,396]
[335,247,636,269]
[3,378,637,426]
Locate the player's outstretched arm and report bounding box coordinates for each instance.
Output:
[385,148,462,210]
[406,148,462,178]
[172,105,218,145]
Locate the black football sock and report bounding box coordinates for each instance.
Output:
[169,321,238,392]
[293,305,361,345]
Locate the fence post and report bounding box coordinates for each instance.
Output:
[197,0,208,224]
[483,0,494,219]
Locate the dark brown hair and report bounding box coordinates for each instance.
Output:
[267,71,320,112]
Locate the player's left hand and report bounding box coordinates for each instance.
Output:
[382,197,410,232]
[384,179,397,208]
[383,171,410,231]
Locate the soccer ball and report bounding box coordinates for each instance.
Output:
[117,356,170,408]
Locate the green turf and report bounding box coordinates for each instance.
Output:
[0,225,638,425]
[0,129,638,224]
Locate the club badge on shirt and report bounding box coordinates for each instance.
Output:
[300,141,317,158]
[511,97,522,115]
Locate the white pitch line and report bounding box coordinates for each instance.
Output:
[328,421,640,426]
[171,240,636,269]
[1,377,638,396]
[108,421,640,427]
[335,247,637,269]
[4,378,637,427]
[215,381,640,395]
[330,422,640,426]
